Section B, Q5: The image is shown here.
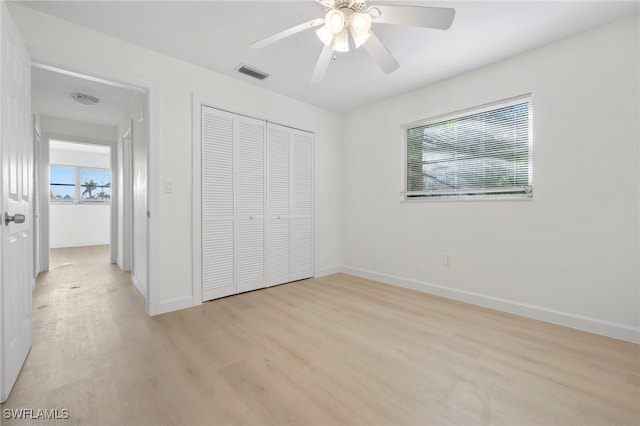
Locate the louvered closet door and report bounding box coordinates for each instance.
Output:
[236,116,266,293]
[202,106,235,301]
[266,123,291,286]
[290,130,314,281]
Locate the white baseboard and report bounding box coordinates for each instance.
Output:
[341,265,640,344]
[156,295,197,316]
[315,265,342,278]
[131,274,146,299]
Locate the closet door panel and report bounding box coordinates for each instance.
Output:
[236,116,266,292]
[267,123,290,217]
[291,130,314,217]
[202,107,236,300]
[290,217,313,280]
[236,218,265,292]
[267,217,290,286]
[202,108,234,218]
[202,219,235,300]
[266,123,291,285]
[237,117,265,218]
[290,130,314,281]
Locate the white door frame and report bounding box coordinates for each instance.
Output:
[37,130,49,272]
[120,121,133,272]
[33,115,41,281]
[30,54,160,316]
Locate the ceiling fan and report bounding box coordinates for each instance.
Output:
[251,0,455,83]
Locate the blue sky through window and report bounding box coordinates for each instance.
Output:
[50,166,75,199]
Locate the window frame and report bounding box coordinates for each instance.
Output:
[400,94,533,202]
[49,164,112,205]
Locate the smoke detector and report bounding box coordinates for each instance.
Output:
[70,92,100,106]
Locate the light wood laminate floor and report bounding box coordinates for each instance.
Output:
[1,246,638,425]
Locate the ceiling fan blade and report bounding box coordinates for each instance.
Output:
[372,5,455,30]
[363,32,399,74]
[315,0,334,8]
[251,18,325,49]
[310,45,334,83]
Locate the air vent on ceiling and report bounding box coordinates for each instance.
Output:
[237,64,269,81]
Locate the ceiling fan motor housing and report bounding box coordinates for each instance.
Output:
[323,0,368,14]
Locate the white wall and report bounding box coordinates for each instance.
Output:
[8,3,342,314]
[49,204,110,248]
[41,116,117,145]
[341,15,639,341]
[49,145,111,248]
[50,145,110,168]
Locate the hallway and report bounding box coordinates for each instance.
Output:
[1,246,158,424]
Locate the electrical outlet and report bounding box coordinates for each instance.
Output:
[443,253,452,267]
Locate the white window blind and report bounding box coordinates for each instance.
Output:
[404,95,533,200]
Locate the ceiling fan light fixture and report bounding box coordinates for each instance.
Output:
[316,25,334,47]
[325,9,346,34]
[333,29,349,53]
[249,1,456,83]
[350,27,371,48]
[350,12,372,34]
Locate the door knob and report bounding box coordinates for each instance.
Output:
[4,212,25,226]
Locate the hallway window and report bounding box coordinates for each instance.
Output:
[50,165,76,202]
[80,168,111,202]
[50,165,111,204]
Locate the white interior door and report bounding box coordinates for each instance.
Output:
[1,2,33,403]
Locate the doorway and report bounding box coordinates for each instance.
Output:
[31,63,153,310]
[48,140,112,253]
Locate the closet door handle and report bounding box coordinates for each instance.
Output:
[249,216,253,220]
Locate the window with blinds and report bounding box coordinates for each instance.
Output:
[403,94,533,200]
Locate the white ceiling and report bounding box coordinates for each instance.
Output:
[32,66,138,127]
[19,1,640,113]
